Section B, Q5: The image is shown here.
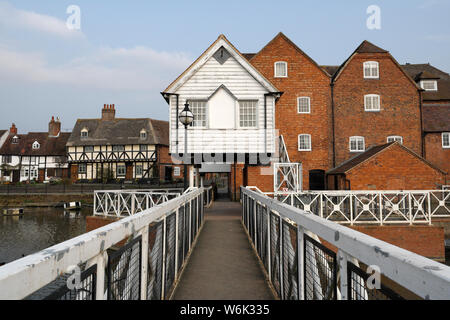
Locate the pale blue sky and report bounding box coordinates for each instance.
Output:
[0,0,449,132]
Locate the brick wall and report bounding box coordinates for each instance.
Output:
[229,163,244,201]
[249,33,333,189]
[246,165,273,192]
[424,132,450,176]
[333,53,422,167]
[344,143,445,190]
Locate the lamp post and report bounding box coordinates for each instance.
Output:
[178,103,194,191]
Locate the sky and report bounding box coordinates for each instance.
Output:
[0,0,449,133]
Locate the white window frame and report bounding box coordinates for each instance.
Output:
[12,136,18,144]
[189,100,207,128]
[238,100,258,128]
[363,61,379,79]
[443,132,450,148]
[364,94,381,112]
[274,61,288,78]
[135,165,143,176]
[78,163,87,174]
[140,130,147,140]
[32,141,40,150]
[297,97,311,114]
[349,136,365,152]
[420,80,438,91]
[81,128,89,138]
[387,136,403,144]
[174,166,180,177]
[298,134,312,151]
[117,164,126,177]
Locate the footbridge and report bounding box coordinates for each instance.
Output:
[0,186,450,300]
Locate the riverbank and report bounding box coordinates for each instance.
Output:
[0,194,94,208]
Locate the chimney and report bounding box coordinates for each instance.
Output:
[48,116,61,137]
[9,123,17,135]
[102,104,116,121]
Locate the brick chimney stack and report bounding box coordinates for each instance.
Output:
[48,116,61,137]
[102,104,116,121]
[9,123,17,135]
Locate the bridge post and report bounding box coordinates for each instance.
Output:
[297,225,305,300]
[266,206,271,282]
[95,251,108,300]
[337,249,350,300]
[161,215,167,299]
[175,207,179,280]
[140,225,149,300]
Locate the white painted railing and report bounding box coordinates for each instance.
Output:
[242,187,450,300]
[0,187,205,300]
[94,190,182,217]
[264,190,450,225]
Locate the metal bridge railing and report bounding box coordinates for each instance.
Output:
[0,187,205,300]
[203,186,213,208]
[264,189,450,225]
[242,187,450,300]
[94,189,182,217]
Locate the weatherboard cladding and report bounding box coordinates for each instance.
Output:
[66,118,169,147]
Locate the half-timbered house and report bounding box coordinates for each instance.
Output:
[66,104,173,182]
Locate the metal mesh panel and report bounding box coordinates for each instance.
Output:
[177,205,185,272]
[347,262,404,300]
[164,213,177,298]
[270,212,281,297]
[39,264,97,300]
[147,221,163,300]
[260,206,268,270]
[304,234,337,300]
[282,221,298,300]
[107,236,141,300]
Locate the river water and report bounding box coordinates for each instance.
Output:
[0,207,91,264]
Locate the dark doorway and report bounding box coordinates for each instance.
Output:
[309,169,325,190]
[164,166,173,182]
[12,170,20,183]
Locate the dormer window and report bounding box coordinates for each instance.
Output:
[274,61,288,78]
[140,129,147,140]
[420,80,437,91]
[12,136,18,144]
[32,141,40,150]
[363,61,379,79]
[81,128,89,138]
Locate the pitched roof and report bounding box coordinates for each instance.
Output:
[250,32,331,78]
[0,132,71,156]
[422,105,450,132]
[355,40,388,53]
[0,130,7,137]
[162,34,279,94]
[320,65,340,77]
[242,53,256,61]
[66,118,169,147]
[327,142,445,175]
[401,63,450,101]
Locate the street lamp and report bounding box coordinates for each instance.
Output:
[178,103,194,190]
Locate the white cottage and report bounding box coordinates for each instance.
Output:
[162,35,285,200]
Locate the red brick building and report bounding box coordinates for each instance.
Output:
[327,142,445,190]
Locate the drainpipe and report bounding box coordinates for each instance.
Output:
[419,89,425,157]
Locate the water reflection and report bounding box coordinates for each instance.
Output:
[0,207,91,264]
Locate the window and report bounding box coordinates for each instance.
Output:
[32,141,40,149]
[387,136,403,144]
[117,164,126,177]
[139,145,148,152]
[112,145,125,152]
[364,94,380,111]
[298,134,311,151]
[81,128,88,138]
[31,168,38,179]
[297,97,311,113]
[363,61,379,79]
[140,130,147,140]
[12,136,18,144]
[420,80,438,91]
[2,155,12,164]
[349,136,365,152]
[135,165,143,176]
[274,61,287,78]
[239,100,257,128]
[78,163,87,174]
[190,100,207,128]
[443,132,450,148]
[21,168,28,177]
[84,146,94,153]
[174,166,180,177]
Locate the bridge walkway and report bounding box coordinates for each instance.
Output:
[172,200,274,300]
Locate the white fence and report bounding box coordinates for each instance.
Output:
[264,190,450,225]
[242,187,450,300]
[0,188,205,300]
